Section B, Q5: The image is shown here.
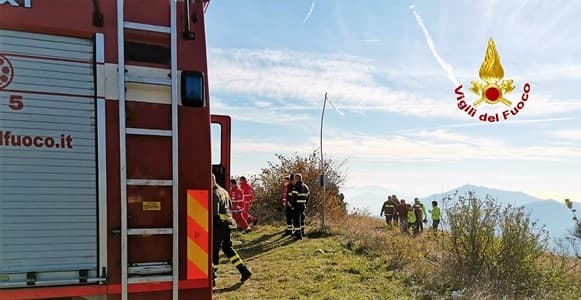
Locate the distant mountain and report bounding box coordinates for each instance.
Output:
[522,200,574,249]
[423,184,576,253]
[421,184,545,207]
[342,185,411,215]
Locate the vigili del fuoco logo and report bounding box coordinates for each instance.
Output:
[454,38,531,123]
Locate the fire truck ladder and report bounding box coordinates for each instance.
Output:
[117,1,179,299]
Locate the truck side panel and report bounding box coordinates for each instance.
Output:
[0,0,214,298]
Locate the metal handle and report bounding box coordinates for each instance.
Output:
[183,0,195,39]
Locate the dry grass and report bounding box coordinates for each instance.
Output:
[213,214,581,299]
[331,214,581,299]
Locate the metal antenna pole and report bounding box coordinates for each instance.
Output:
[320,93,327,230]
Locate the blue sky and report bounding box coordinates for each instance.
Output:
[205,0,581,202]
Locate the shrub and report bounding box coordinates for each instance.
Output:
[443,191,579,298]
[242,151,348,224]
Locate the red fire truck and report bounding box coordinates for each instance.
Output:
[0,1,230,299]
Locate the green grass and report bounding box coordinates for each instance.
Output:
[212,217,581,299]
[212,225,412,300]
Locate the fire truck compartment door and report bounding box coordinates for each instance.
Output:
[0,29,98,288]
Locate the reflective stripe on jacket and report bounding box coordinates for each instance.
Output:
[240,182,254,202]
[213,185,236,228]
[291,181,310,206]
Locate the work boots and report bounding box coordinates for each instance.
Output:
[293,231,303,240]
[237,265,252,283]
[212,267,217,287]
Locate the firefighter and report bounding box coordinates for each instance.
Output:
[282,174,294,236]
[290,173,309,240]
[230,179,250,233]
[212,174,252,287]
[390,195,400,226]
[239,176,258,226]
[380,196,397,226]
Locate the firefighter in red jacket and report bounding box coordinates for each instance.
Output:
[282,174,294,236]
[239,176,257,226]
[230,179,250,233]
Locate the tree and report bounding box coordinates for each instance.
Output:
[565,199,581,239]
[565,199,581,258]
[246,151,347,224]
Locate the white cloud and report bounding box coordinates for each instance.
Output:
[397,117,576,133]
[233,138,314,154]
[320,131,581,162]
[208,48,581,121]
[546,129,581,141]
[208,48,461,119]
[357,39,381,43]
[228,129,581,163]
[254,101,271,108]
[211,97,313,125]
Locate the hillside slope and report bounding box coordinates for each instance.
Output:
[213,225,411,300]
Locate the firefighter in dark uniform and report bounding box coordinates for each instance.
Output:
[211,174,252,286]
[380,196,397,226]
[290,173,309,240]
[283,174,295,236]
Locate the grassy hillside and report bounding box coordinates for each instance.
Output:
[213,216,581,299]
[213,225,411,299]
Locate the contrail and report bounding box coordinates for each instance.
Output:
[409,5,459,86]
[358,39,381,43]
[304,0,316,24]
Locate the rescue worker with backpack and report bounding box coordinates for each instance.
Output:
[406,203,417,235]
[414,198,428,232]
[211,174,252,287]
[282,174,294,236]
[412,201,424,234]
[380,195,397,226]
[397,199,409,234]
[290,173,309,240]
[229,179,250,233]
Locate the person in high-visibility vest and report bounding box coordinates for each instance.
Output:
[290,173,309,240]
[239,176,258,226]
[406,204,417,235]
[282,174,294,236]
[430,201,441,230]
[211,174,252,287]
[230,179,250,233]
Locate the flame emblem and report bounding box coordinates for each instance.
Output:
[470,38,515,106]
